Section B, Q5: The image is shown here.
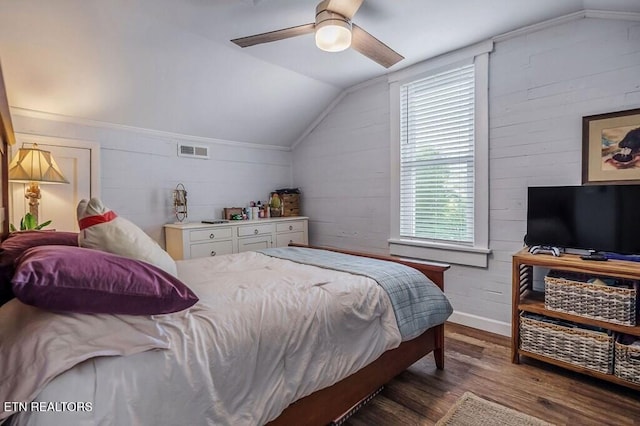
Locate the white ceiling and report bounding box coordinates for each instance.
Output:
[1,0,639,147]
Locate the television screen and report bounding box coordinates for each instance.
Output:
[525,185,640,255]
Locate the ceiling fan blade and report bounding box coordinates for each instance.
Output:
[321,0,364,19]
[351,24,404,68]
[231,23,315,48]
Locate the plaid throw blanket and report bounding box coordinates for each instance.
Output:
[258,247,452,340]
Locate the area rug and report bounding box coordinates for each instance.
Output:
[436,392,554,426]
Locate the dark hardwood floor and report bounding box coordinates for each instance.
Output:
[344,323,640,426]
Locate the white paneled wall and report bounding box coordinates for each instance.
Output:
[293,81,391,255]
[293,17,640,334]
[12,113,292,245]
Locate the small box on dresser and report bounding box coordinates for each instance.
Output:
[280,194,300,217]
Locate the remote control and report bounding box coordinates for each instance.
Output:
[528,245,561,257]
[580,253,608,261]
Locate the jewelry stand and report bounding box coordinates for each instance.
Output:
[173,183,188,223]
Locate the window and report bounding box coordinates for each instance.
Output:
[389,42,492,267]
[399,64,475,245]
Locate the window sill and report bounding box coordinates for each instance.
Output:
[388,238,491,267]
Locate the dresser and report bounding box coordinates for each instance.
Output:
[164,217,309,260]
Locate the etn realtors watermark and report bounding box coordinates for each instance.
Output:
[4,401,92,413]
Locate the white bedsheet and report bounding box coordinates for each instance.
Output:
[0,300,170,424]
[4,251,402,426]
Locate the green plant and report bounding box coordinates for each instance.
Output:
[269,193,281,209]
[10,213,52,232]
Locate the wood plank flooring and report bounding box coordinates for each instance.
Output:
[344,323,640,426]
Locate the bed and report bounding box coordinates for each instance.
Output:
[0,64,452,426]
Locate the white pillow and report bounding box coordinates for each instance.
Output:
[77,198,177,276]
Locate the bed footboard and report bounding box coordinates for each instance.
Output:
[269,244,449,426]
[268,326,441,426]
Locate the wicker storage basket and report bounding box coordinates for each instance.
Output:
[544,272,637,326]
[279,193,300,217]
[519,313,613,374]
[614,341,640,385]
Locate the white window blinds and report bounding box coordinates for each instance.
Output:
[399,64,475,245]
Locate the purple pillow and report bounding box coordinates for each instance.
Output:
[12,245,198,315]
[0,231,79,303]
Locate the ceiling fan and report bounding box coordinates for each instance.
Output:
[230,0,404,68]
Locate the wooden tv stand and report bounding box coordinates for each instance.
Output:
[512,248,640,390]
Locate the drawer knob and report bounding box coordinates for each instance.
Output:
[289,239,293,244]
[209,233,215,239]
[254,229,258,235]
[289,225,293,231]
[210,250,216,256]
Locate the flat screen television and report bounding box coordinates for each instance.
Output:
[525,185,640,255]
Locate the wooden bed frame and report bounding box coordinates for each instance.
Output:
[269,245,449,425]
[0,62,448,426]
[0,61,13,240]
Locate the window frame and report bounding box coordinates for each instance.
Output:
[388,41,492,267]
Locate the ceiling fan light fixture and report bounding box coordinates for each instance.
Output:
[315,12,352,52]
[231,0,403,68]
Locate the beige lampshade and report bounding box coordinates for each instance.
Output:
[8,144,68,184]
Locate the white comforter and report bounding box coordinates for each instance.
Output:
[3,251,402,426]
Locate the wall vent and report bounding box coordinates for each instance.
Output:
[177,143,209,159]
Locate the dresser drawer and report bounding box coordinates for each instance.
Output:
[189,240,234,258]
[237,224,274,237]
[276,221,305,233]
[237,235,272,253]
[190,227,232,243]
[276,232,305,247]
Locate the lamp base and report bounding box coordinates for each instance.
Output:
[25,181,41,223]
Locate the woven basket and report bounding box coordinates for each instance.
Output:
[519,314,613,374]
[614,341,640,385]
[544,273,637,326]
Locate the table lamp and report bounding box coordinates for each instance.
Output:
[8,143,69,223]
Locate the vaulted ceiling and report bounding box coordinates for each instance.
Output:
[1,0,639,148]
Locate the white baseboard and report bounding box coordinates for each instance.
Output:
[448,311,511,337]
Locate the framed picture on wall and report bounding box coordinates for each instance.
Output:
[582,108,640,184]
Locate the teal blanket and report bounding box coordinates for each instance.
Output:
[257,247,452,340]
